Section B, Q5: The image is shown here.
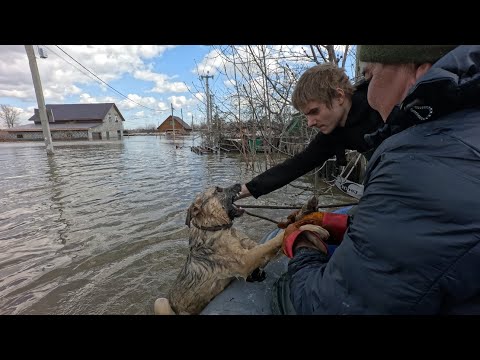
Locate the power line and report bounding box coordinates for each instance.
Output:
[53,45,163,113]
[42,45,104,85]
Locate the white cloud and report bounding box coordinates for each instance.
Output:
[224,79,236,87]
[157,102,168,111]
[194,92,205,102]
[0,89,31,98]
[13,106,33,125]
[0,45,178,104]
[118,94,156,109]
[79,93,97,103]
[195,48,229,76]
[0,46,40,101]
[134,69,188,93]
[167,95,198,110]
[102,96,117,103]
[113,94,170,118]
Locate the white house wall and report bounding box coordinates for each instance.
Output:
[1,130,89,141]
[90,107,124,140]
[0,106,126,141]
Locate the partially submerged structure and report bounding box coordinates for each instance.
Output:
[1,103,125,141]
[157,116,192,134]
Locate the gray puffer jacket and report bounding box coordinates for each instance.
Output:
[288,45,480,314]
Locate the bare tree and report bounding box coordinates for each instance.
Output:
[0,105,21,128]
[190,45,357,172]
[185,45,367,198]
[209,46,339,159]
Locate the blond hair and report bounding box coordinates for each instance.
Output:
[292,63,354,111]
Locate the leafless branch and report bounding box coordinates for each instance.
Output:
[0,105,20,128]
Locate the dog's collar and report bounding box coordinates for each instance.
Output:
[191,221,233,231]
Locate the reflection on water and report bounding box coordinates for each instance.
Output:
[0,136,350,314]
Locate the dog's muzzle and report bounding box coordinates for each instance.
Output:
[225,184,245,219]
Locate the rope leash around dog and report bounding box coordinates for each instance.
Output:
[243,210,279,225]
[236,202,358,210]
[238,201,358,225]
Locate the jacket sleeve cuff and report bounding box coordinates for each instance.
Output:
[283,229,303,258]
[322,212,349,244]
[244,182,261,199]
[283,229,329,258]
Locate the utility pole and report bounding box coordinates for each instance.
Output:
[213,98,219,149]
[210,94,214,135]
[216,103,220,140]
[180,108,184,146]
[25,45,54,155]
[200,73,213,146]
[171,103,175,145]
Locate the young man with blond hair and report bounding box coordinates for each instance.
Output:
[236,62,383,200]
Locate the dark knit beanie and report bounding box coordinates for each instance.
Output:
[358,45,458,64]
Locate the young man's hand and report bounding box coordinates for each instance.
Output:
[234,184,251,200]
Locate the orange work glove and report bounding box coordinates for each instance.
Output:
[282,222,329,258]
[277,209,301,229]
[280,211,349,245]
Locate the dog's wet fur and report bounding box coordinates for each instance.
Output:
[154,184,285,315]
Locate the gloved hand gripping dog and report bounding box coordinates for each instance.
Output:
[278,196,349,258]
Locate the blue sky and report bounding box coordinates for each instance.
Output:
[0,45,216,129]
[0,45,357,130]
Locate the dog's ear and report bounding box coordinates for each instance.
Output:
[185,203,200,227]
[306,195,318,212]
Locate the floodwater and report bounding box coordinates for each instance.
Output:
[0,135,351,314]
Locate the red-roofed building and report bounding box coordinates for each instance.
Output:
[157,116,192,134]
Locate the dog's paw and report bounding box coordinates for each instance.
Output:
[246,267,267,282]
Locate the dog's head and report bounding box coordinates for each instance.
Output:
[185,184,245,228]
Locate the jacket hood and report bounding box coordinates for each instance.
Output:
[365,45,480,148]
[401,45,480,117]
[347,77,373,127]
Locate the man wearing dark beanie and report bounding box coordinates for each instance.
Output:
[357,45,457,64]
[284,45,480,314]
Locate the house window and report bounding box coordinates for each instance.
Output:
[115,115,118,123]
[108,115,112,122]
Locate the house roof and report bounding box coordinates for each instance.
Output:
[4,123,102,132]
[28,103,126,122]
[158,115,192,130]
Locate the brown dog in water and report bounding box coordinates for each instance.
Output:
[154,184,285,315]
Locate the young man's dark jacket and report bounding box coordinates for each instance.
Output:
[289,45,480,314]
[245,82,384,199]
